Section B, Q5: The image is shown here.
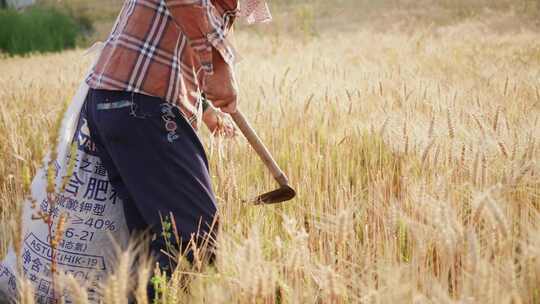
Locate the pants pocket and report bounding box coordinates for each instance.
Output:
[96,100,134,111]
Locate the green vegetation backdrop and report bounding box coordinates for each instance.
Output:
[0,6,82,56]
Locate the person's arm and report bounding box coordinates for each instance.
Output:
[164,0,238,113]
[164,1,216,72]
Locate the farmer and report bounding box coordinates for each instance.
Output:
[83,0,271,273]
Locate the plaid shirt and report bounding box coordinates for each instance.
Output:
[86,0,271,126]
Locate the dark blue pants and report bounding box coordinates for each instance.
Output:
[83,88,218,271]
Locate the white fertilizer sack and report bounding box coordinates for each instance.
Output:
[0,49,129,303]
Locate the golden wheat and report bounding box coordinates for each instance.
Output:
[1,6,540,303]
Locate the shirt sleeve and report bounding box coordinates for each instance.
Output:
[164,0,237,74]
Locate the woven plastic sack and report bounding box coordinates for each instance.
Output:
[0,47,129,303]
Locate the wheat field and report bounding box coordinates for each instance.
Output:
[1,2,540,303]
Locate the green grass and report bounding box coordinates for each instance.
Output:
[0,6,81,56]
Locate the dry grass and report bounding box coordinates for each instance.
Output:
[1,2,540,303]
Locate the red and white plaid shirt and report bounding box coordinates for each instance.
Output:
[86,0,270,125]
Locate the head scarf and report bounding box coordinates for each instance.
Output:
[239,0,272,24]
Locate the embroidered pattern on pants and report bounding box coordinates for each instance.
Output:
[160,103,180,143]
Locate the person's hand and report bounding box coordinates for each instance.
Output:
[203,107,237,138]
[203,48,238,114]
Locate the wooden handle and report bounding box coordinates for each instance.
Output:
[230,110,289,186]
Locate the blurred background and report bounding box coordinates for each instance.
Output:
[1,0,540,56]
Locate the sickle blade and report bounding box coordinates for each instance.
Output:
[250,185,297,205]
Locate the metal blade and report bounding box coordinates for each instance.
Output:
[248,185,297,205]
